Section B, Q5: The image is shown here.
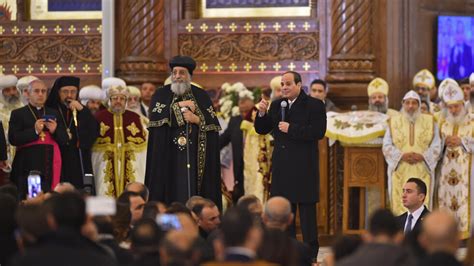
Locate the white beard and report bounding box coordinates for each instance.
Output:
[401,109,421,123]
[171,81,191,96]
[4,95,21,107]
[446,108,467,126]
[127,106,141,115]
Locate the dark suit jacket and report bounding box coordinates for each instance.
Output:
[0,121,6,161]
[337,243,417,266]
[8,228,116,266]
[396,206,430,233]
[219,115,244,195]
[419,251,462,266]
[255,90,326,203]
[397,206,430,260]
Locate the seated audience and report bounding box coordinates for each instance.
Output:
[130,218,164,266]
[124,182,149,202]
[261,196,312,265]
[192,199,221,240]
[0,193,18,265]
[237,195,263,219]
[337,208,416,266]
[117,191,145,225]
[9,192,116,266]
[418,210,462,266]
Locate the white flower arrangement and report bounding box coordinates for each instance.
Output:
[219,82,253,120]
[218,82,262,121]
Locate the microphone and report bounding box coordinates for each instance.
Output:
[72,108,78,127]
[67,100,78,127]
[280,101,288,121]
[351,105,357,112]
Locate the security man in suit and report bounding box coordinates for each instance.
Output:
[397,177,430,260]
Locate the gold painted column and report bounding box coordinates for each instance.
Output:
[116,0,168,85]
[326,0,377,109]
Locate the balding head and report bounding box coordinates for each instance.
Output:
[419,210,459,254]
[54,182,76,194]
[262,196,293,230]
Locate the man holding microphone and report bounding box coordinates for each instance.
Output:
[46,76,98,190]
[255,71,327,260]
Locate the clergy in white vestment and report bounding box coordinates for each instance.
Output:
[382,90,442,215]
[437,78,474,239]
[0,74,24,172]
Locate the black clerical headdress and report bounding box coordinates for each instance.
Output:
[169,56,196,76]
[46,76,80,107]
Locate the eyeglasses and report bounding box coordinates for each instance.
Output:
[110,96,127,101]
[59,89,77,95]
[32,89,47,94]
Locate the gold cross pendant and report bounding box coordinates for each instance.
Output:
[39,132,46,141]
[67,128,72,140]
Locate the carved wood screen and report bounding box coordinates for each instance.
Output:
[0,18,101,86]
[174,0,321,91]
[0,0,102,86]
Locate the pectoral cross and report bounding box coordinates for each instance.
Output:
[67,128,72,140]
[39,132,46,141]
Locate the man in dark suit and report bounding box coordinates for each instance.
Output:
[396,177,430,260]
[0,122,7,171]
[419,211,462,266]
[9,193,116,266]
[260,196,313,266]
[221,207,262,262]
[396,177,430,234]
[337,209,417,266]
[219,93,255,201]
[255,71,326,259]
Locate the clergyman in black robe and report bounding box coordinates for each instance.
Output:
[45,76,98,189]
[9,79,68,199]
[145,56,222,209]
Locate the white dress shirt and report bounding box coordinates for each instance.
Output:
[404,205,425,232]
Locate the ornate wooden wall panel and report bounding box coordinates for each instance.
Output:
[115,0,168,85]
[172,0,322,90]
[326,0,379,110]
[0,20,102,86]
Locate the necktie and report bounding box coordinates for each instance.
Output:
[405,214,413,233]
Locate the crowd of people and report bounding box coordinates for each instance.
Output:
[0,52,473,265]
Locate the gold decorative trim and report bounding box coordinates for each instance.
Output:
[96,136,111,144]
[204,124,221,132]
[149,118,170,128]
[126,122,140,136]
[172,102,185,127]
[126,136,145,145]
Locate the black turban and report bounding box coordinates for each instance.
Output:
[169,56,196,76]
[45,76,80,108]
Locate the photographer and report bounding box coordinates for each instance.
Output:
[8,79,67,199]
